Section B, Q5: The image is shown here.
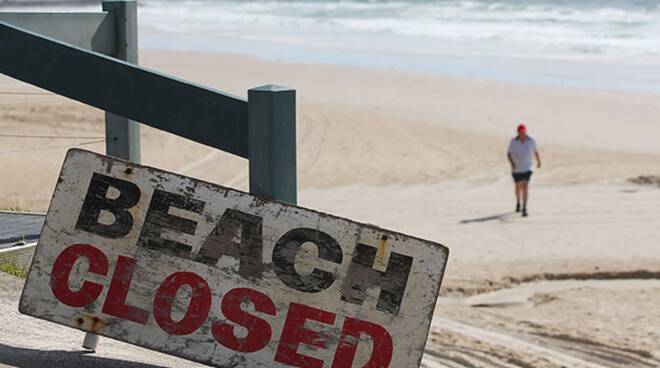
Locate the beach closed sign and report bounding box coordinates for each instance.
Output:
[20,149,449,368]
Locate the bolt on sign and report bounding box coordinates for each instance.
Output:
[20,149,449,368]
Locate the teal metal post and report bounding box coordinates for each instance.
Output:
[83,0,139,351]
[248,85,297,205]
[102,0,140,162]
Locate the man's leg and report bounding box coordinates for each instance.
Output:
[521,181,529,216]
[515,181,522,212]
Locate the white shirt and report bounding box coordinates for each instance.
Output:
[508,136,537,173]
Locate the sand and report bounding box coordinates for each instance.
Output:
[1,50,659,367]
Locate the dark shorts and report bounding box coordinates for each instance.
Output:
[512,171,532,183]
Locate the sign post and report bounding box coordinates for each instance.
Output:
[19,149,449,367]
[102,0,140,163]
[84,1,140,349]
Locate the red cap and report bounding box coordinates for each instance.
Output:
[517,123,526,132]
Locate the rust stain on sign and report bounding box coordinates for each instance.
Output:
[374,235,389,272]
[76,315,106,333]
[19,149,449,368]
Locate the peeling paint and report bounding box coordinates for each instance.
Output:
[19,149,449,368]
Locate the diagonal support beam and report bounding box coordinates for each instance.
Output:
[0,21,249,158]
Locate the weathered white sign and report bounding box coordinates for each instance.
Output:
[20,149,449,367]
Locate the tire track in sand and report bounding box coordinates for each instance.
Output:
[427,316,609,368]
[424,316,659,368]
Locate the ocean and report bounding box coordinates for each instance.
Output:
[2,0,660,92]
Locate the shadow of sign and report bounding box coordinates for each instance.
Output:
[460,212,515,224]
[0,343,170,368]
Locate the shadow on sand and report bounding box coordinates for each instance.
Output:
[460,212,515,224]
[0,343,170,368]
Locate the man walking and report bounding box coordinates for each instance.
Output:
[507,124,541,217]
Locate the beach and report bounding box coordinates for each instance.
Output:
[1,47,660,366]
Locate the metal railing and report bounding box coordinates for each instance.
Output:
[0,0,297,351]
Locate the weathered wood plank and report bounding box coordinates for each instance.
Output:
[20,149,449,367]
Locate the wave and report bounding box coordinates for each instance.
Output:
[133,0,660,61]
[3,0,659,91]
